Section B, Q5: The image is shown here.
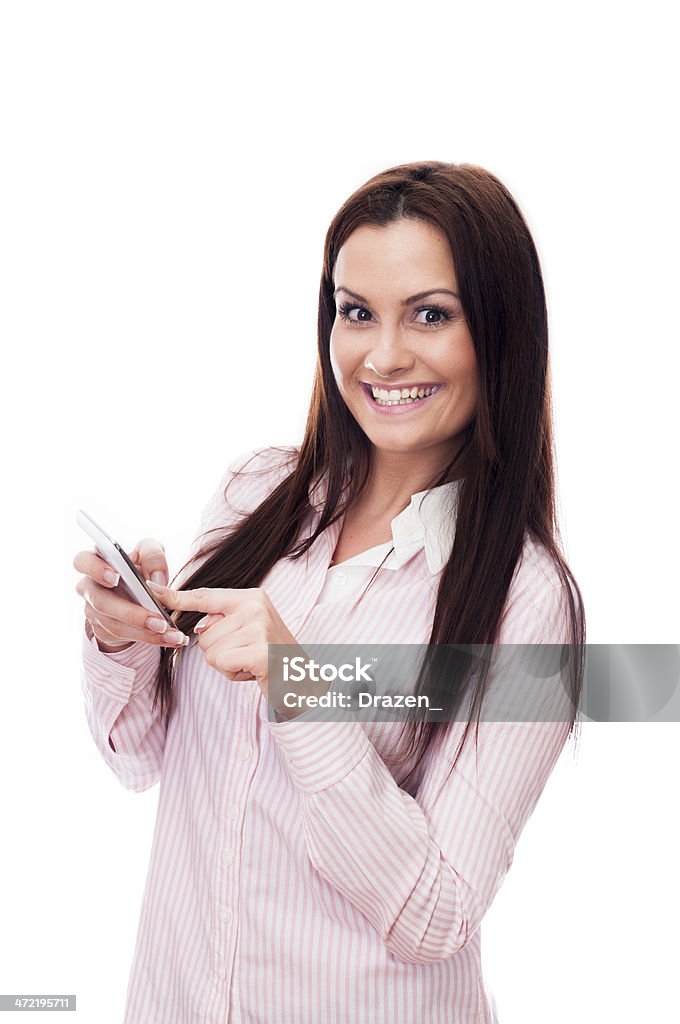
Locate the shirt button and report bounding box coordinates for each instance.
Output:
[227,804,239,820]
[244,688,255,703]
[219,906,233,923]
[239,745,251,760]
[333,571,348,586]
[222,849,234,867]
[215,963,227,981]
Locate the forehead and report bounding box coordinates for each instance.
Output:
[334,219,457,290]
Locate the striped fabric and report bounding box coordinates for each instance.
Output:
[80,445,575,1023]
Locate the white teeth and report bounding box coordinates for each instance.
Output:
[369,384,441,406]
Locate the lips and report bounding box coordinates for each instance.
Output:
[358,380,446,416]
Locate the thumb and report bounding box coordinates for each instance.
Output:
[194,612,225,633]
[131,537,169,587]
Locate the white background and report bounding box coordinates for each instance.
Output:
[1,2,678,1022]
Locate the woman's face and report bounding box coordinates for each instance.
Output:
[329,218,478,464]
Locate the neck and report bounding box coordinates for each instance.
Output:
[358,442,466,519]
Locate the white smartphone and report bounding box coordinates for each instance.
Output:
[76,509,175,626]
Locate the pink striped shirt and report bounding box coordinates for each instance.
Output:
[80,445,575,1023]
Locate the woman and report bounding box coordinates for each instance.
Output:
[74,160,585,1023]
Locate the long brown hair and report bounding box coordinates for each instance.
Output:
[154,160,585,796]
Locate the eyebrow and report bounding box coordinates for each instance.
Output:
[332,286,460,305]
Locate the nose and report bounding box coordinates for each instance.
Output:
[364,326,416,380]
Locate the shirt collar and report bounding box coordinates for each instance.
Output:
[309,468,462,576]
[387,480,462,574]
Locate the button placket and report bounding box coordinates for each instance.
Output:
[293,515,348,635]
[215,799,240,990]
[213,683,260,1002]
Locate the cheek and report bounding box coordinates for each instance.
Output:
[459,356,479,414]
[443,337,478,414]
[463,363,479,420]
[328,327,339,367]
[459,345,478,390]
[439,334,477,383]
[329,328,357,382]
[328,334,343,384]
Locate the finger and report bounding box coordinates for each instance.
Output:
[196,620,251,663]
[146,581,242,615]
[190,619,258,679]
[83,602,189,647]
[77,576,177,635]
[89,615,131,647]
[88,615,150,651]
[210,644,264,681]
[134,537,169,587]
[193,612,225,633]
[73,549,121,589]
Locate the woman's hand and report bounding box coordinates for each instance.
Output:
[145,581,320,715]
[73,539,189,652]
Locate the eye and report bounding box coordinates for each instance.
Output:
[335,300,457,329]
[412,305,454,327]
[336,301,372,325]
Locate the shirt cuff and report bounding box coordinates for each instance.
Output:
[267,712,371,793]
[82,620,161,699]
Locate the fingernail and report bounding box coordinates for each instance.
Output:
[146,579,165,591]
[151,570,167,585]
[146,616,168,633]
[165,630,189,646]
[103,570,120,586]
[194,615,210,632]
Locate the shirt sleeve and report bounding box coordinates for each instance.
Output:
[267,578,576,964]
[80,619,165,792]
[80,446,298,792]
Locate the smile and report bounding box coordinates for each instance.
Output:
[360,382,445,415]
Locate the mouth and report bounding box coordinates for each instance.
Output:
[359,381,445,415]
